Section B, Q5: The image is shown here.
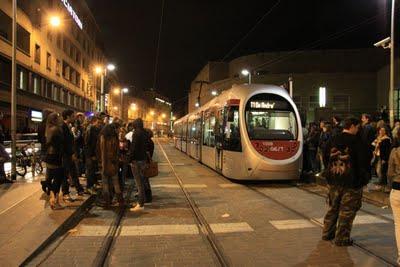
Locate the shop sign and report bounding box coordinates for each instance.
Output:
[60,0,83,30]
[31,110,43,122]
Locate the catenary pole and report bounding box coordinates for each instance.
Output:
[390,0,396,126]
[11,0,17,179]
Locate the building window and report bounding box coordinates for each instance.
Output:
[56,59,61,76]
[34,44,41,64]
[62,61,70,80]
[63,90,68,104]
[46,52,51,70]
[18,68,27,90]
[70,69,76,85]
[56,33,61,48]
[33,76,41,94]
[0,10,11,41]
[52,86,59,101]
[76,72,81,87]
[17,25,30,54]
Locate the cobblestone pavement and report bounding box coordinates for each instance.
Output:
[23,138,396,266]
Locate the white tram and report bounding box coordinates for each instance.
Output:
[173,84,303,180]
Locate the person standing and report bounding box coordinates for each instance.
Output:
[129,118,151,211]
[84,116,101,194]
[331,116,343,137]
[0,132,11,184]
[322,117,369,246]
[305,123,320,173]
[61,109,83,201]
[98,118,124,207]
[38,109,53,193]
[372,127,392,191]
[388,141,400,265]
[44,113,64,210]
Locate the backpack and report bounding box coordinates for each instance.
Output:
[326,146,355,182]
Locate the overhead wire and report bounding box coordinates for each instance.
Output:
[153,0,166,91]
[221,0,282,62]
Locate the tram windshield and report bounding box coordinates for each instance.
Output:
[245,93,297,140]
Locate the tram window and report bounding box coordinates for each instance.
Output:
[223,107,242,152]
[203,115,215,147]
[182,122,187,141]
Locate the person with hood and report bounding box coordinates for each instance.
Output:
[98,117,124,207]
[44,113,65,210]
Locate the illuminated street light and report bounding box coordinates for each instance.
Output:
[241,69,252,84]
[195,102,200,108]
[150,110,155,116]
[107,64,116,71]
[122,87,129,93]
[94,66,103,75]
[130,103,137,111]
[319,87,326,108]
[113,106,118,110]
[113,88,120,95]
[162,113,166,119]
[211,90,218,96]
[172,116,176,120]
[49,15,61,27]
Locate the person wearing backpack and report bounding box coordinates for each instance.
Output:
[322,117,369,246]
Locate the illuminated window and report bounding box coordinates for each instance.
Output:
[46,52,51,70]
[34,44,41,64]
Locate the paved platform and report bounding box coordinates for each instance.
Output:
[0,174,91,266]
[20,138,397,266]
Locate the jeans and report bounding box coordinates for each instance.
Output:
[390,189,400,262]
[62,155,83,194]
[102,174,122,204]
[47,167,64,194]
[85,157,98,189]
[131,161,151,207]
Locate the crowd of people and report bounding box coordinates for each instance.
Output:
[37,109,154,211]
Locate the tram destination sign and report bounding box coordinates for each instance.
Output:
[249,100,290,110]
[60,0,83,30]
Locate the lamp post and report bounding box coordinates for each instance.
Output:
[241,69,252,84]
[10,0,17,180]
[121,87,128,119]
[95,64,116,112]
[390,0,395,126]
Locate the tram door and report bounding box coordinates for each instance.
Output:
[215,109,224,173]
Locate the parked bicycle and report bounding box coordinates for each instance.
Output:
[15,143,43,177]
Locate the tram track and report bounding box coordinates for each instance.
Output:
[21,185,134,267]
[246,185,397,267]
[157,139,230,267]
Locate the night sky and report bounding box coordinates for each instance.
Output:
[86,0,390,114]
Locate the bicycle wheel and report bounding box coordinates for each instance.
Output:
[16,163,27,177]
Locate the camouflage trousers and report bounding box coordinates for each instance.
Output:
[322,185,363,244]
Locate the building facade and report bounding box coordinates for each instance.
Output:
[0,0,106,133]
[188,49,394,123]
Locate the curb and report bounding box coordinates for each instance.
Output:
[19,194,96,266]
[314,175,390,206]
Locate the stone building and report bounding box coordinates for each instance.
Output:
[0,0,109,133]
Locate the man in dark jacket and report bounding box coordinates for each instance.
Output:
[322,117,368,246]
[61,109,83,200]
[360,113,375,181]
[129,118,151,211]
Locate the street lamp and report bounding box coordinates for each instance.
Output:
[241,69,252,84]
[162,113,166,119]
[49,15,62,27]
[117,87,129,118]
[94,64,116,112]
[211,90,218,96]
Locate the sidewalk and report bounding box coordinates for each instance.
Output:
[313,173,390,206]
[0,174,93,266]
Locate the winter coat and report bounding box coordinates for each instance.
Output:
[45,126,64,168]
[99,124,119,176]
[129,128,148,162]
[373,136,392,162]
[388,147,400,184]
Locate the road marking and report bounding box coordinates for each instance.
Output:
[314,214,389,225]
[219,184,241,188]
[270,219,316,230]
[152,184,207,189]
[72,222,253,236]
[120,225,199,236]
[210,222,254,233]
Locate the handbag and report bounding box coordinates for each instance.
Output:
[144,160,158,178]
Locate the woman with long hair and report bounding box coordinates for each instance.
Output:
[44,113,65,209]
[372,126,392,191]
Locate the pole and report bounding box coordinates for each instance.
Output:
[248,72,252,84]
[390,0,396,127]
[11,0,17,180]
[289,76,293,98]
[100,73,105,112]
[120,91,123,118]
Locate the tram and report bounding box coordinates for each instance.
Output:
[173,84,303,180]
